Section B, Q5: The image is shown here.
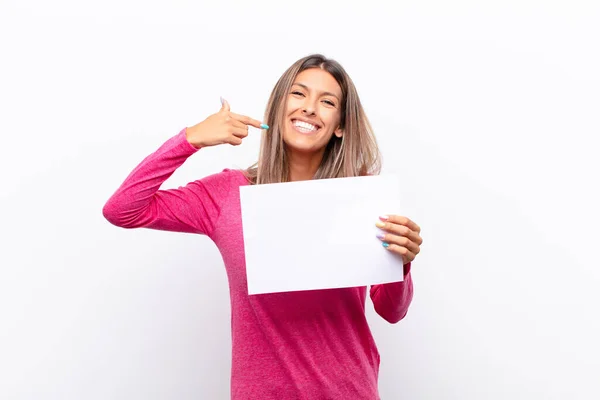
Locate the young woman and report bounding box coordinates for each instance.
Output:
[103,54,423,399]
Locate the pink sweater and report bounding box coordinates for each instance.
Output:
[102,128,414,399]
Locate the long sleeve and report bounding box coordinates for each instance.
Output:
[369,263,414,323]
[102,128,233,236]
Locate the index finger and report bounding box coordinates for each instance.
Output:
[384,215,421,233]
[230,112,265,129]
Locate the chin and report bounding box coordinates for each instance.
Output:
[283,130,323,153]
[283,137,318,153]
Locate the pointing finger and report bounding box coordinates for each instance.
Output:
[230,112,268,130]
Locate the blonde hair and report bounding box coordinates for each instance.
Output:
[245,54,381,184]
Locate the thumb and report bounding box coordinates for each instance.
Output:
[220,96,230,113]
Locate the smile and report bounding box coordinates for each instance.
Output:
[291,119,321,134]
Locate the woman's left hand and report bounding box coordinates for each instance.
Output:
[376,215,423,265]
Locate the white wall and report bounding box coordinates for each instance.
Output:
[1,1,598,399]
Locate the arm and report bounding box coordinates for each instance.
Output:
[370,263,414,324]
[102,128,231,236]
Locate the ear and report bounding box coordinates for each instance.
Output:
[334,126,343,138]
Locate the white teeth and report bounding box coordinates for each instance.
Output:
[293,120,318,131]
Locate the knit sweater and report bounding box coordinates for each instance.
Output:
[102,128,414,399]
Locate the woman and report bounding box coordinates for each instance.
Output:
[103,54,423,399]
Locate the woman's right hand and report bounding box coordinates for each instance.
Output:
[185,99,267,149]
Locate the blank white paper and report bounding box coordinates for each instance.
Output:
[240,175,405,295]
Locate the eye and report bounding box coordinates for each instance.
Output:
[291,91,304,97]
[323,99,336,107]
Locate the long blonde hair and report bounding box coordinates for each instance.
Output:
[245,54,381,184]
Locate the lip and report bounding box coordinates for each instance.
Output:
[290,118,322,135]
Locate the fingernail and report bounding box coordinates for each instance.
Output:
[376,233,385,240]
[379,215,389,221]
[260,123,269,130]
[220,96,225,105]
[375,221,386,228]
[382,242,389,248]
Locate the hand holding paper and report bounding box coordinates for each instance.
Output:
[240,175,419,295]
[376,215,423,265]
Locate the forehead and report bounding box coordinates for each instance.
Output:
[293,68,342,97]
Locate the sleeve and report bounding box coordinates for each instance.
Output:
[369,263,414,324]
[102,128,233,236]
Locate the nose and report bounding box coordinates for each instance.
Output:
[302,99,317,116]
[302,107,316,116]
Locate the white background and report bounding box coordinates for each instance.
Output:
[1,1,599,399]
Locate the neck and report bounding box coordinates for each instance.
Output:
[288,149,326,182]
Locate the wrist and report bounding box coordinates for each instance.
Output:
[185,127,203,149]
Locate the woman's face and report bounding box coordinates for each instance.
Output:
[282,68,343,155]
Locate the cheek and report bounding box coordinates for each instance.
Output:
[321,108,341,128]
[286,97,303,113]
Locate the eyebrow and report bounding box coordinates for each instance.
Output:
[292,83,340,101]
